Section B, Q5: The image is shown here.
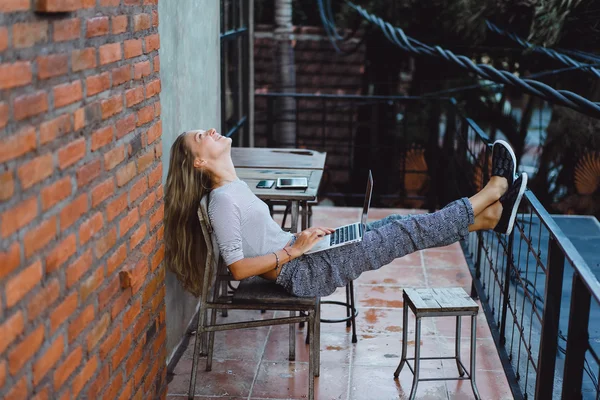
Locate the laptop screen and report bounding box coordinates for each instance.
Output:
[361,171,373,228]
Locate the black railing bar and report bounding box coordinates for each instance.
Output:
[504,272,544,322]
[221,26,248,41]
[525,192,600,302]
[256,92,452,101]
[224,116,247,138]
[514,218,549,275]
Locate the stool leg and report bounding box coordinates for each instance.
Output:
[470,315,481,400]
[409,317,421,400]
[349,282,357,343]
[394,304,409,377]
[455,316,465,376]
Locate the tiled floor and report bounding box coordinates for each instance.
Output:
[167,207,513,399]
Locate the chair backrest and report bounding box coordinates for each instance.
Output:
[197,194,223,303]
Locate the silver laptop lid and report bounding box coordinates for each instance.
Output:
[360,171,373,228]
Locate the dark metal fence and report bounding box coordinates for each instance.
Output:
[442,102,600,399]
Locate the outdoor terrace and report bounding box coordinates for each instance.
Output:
[166,206,513,399]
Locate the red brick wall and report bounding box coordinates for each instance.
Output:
[0,1,166,399]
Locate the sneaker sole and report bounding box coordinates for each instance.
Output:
[493,139,517,182]
[505,173,528,235]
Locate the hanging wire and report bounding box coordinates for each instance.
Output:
[327,2,600,118]
[486,21,600,78]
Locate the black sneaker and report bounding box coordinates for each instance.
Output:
[494,172,528,235]
[491,140,517,186]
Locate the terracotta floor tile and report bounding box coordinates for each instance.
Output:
[343,307,437,337]
[355,264,425,286]
[433,309,493,339]
[422,249,468,268]
[426,268,472,292]
[251,361,349,400]
[352,334,441,367]
[438,337,505,373]
[445,370,513,400]
[354,285,405,309]
[181,328,269,362]
[350,364,448,400]
[168,358,256,397]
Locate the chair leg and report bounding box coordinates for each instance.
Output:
[349,281,358,343]
[314,302,321,377]
[470,315,481,400]
[455,316,465,376]
[189,306,207,399]
[206,308,218,371]
[289,311,296,361]
[394,304,409,378]
[308,309,315,400]
[200,308,209,356]
[345,284,351,327]
[409,317,421,400]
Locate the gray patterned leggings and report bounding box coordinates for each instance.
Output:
[275,198,474,297]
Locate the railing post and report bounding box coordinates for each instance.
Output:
[499,232,514,345]
[535,236,565,399]
[267,96,274,147]
[562,272,591,399]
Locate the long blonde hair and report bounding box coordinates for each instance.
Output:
[164,132,214,297]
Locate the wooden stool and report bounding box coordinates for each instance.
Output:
[395,288,481,400]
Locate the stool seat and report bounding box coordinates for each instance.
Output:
[396,287,481,400]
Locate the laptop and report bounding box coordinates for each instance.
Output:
[305,171,373,254]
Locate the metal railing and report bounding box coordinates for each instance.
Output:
[442,101,600,399]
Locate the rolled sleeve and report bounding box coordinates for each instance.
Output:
[208,192,244,266]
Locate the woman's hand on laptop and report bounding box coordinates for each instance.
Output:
[291,227,334,255]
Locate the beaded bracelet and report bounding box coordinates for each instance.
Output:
[282,247,292,262]
[273,252,280,272]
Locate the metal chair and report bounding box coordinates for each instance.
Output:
[188,195,320,400]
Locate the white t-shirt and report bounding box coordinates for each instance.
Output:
[207,179,294,266]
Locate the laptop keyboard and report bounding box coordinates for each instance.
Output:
[330,224,359,245]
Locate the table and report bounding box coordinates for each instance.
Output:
[232,147,326,170]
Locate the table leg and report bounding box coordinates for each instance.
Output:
[291,200,299,233]
[394,300,409,377]
[470,315,481,400]
[301,201,309,230]
[409,317,421,400]
[456,316,465,376]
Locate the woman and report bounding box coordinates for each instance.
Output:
[164,128,527,298]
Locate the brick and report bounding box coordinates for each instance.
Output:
[31,386,49,400]
[119,380,133,400]
[50,292,78,333]
[0,0,29,12]
[133,14,151,32]
[0,61,33,91]
[54,80,83,108]
[46,234,76,273]
[0,242,20,279]
[72,355,98,398]
[137,150,154,173]
[116,114,136,138]
[99,325,121,360]
[87,364,109,399]
[9,323,44,375]
[60,193,88,231]
[153,54,160,72]
[112,65,131,86]
[77,158,102,187]
[38,54,69,79]
[130,176,148,203]
[116,161,136,186]
[1,196,37,238]
[103,371,123,400]
[98,276,119,309]
[95,226,116,257]
[6,260,42,308]
[104,145,125,170]
[152,9,159,26]
[24,216,56,259]
[147,120,162,144]
[72,48,96,72]
[111,286,132,319]
[151,244,164,271]
[112,334,132,372]
[80,266,104,302]
[0,27,7,52]
[112,15,128,34]
[144,33,160,52]
[6,377,27,400]
[41,177,71,211]
[84,102,102,124]
[101,94,123,119]
[86,72,111,96]
[99,42,122,65]
[79,212,103,244]
[126,86,144,107]
[82,0,95,7]
[91,125,114,151]
[13,21,48,48]
[86,313,110,351]
[100,0,120,5]
[133,353,149,388]
[124,0,140,4]
[154,100,161,116]
[146,79,161,98]
[53,18,81,42]
[133,60,150,79]
[0,171,14,201]
[40,114,71,145]
[150,203,164,230]
[68,304,94,343]
[0,126,36,163]
[86,16,109,37]
[33,335,64,385]
[148,163,162,187]
[66,249,92,288]
[54,346,82,390]
[125,339,144,375]
[27,279,60,320]
[36,0,84,12]
[139,191,156,216]
[0,360,4,389]
[18,153,53,190]
[91,178,114,207]
[107,244,127,275]
[0,311,24,354]
[137,105,154,126]
[133,308,150,338]
[73,107,85,130]
[58,138,86,170]
[0,102,7,129]
[14,91,48,120]
[124,39,143,59]
[119,208,139,237]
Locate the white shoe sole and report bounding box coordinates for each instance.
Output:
[505,173,528,236]
[493,139,517,181]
